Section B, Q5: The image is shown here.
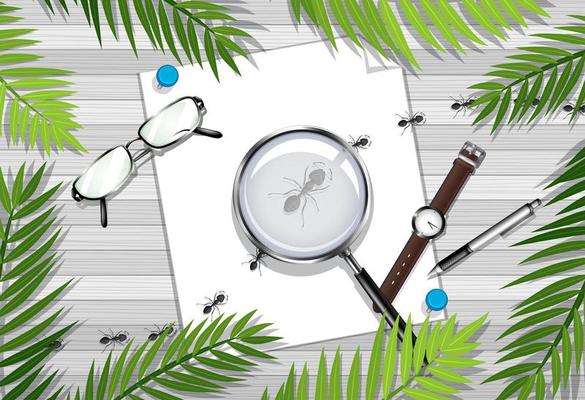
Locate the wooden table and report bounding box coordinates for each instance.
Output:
[8,1,584,398]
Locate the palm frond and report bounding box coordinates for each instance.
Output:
[262,314,487,400]
[44,0,253,81]
[484,146,585,399]
[0,163,74,399]
[71,310,280,399]
[471,14,585,133]
[290,0,548,69]
[0,3,84,154]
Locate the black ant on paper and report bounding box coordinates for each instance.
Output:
[146,323,176,341]
[99,330,130,350]
[348,135,371,150]
[200,291,228,318]
[268,162,332,227]
[563,102,585,116]
[397,112,426,134]
[243,249,265,274]
[450,96,475,116]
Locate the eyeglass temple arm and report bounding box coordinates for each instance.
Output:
[193,96,207,114]
[100,198,108,228]
[194,127,222,139]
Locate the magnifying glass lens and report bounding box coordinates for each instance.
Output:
[237,129,369,261]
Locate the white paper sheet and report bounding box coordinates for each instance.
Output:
[139,41,444,347]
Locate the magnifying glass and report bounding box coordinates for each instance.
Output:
[233,126,416,344]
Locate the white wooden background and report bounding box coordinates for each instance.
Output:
[3,1,584,398]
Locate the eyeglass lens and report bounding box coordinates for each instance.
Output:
[139,98,201,148]
[74,146,133,199]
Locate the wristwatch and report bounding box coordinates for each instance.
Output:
[374,141,486,312]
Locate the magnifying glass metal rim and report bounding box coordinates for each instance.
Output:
[232,125,372,264]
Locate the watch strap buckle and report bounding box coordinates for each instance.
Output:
[458,141,486,169]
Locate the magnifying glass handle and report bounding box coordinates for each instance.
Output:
[344,252,418,347]
[354,268,409,340]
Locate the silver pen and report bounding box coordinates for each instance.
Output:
[429,199,542,276]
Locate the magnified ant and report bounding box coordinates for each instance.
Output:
[450,96,475,116]
[268,162,332,227]
[146,323,176,341]
[397,112,426,134]
[243,249,266,275]
[200,291,228,318]
[348,134,372,150]
[99,330,129,350]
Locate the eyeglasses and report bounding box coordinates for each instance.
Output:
[72,96,222,228]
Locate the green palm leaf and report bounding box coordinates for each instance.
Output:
[291,0,548,68]
[0,163,73,398]
[43,0,253,81]
[471,15,585,131]
[0,3,82,154]
[486,145,585,399]
[70,311,280,399]
[262,314,486,400]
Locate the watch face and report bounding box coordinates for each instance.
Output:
[412,206,445,239]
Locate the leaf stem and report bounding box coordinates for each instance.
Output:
[0,210,14,279]
[384,363,431,400]
[503,50,585,91]
[0,76,45,123]
[114,336,243,399]
[162,0,220,36]
[533,280,585,375]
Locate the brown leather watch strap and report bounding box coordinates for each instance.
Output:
[376,233,428,308]
[374,142,485,311]
[430,151,479,214]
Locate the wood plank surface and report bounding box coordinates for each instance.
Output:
[1,1,584,399]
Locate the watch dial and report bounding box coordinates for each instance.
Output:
[413,207,445,238]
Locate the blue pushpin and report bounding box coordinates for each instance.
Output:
[156,65,179,88]
[425,288,448,312]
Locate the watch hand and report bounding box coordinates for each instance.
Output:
[428,221,437,229]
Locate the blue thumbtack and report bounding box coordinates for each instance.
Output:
[156,65,179,88]
[425,288,448,312]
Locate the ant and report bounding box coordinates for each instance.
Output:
[146,323,176,341]
[450,96,475,116]
[200,291,228,318]
[397,112,425,134]
[268,162,332,227]
[348,135,371,150]
[99,330,129,350]
[513,97,540,108]
[243,249,265,274]
[47,338,64,351]
[38,335,64,352]
[563,103,585,115]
